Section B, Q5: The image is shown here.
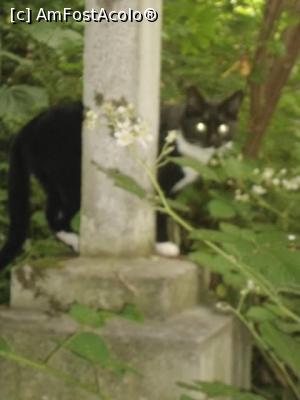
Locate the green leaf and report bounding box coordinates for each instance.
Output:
[170,157,219,182]
[220,223,256,242]
[260,322,300,376]
[0,337,11,353]
[222,158,255,181]
[0,50,33,67]
[208,199,236,219]
[246,307,277,323]
[166,198,189,212]
[32,211,47,227]
[66,332,111,367]
[120,304,144,323]
[68,304,105,328]
[190,251,233,273]
[275,321,300,335]
[0,85,49,119]
[95,165,147,199]
[109,169,147,199]
[190,251,245,289]
[191,228,245,244]
[256,231,289,245]
[242,247,300,289]
[22,23,82,50]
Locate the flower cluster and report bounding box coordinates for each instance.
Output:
[281,176,300,191]
[251,184,267,196]
[234,168,300,202]
[253,167,300,193]
[208,144,300,205]
[103,100,152,148]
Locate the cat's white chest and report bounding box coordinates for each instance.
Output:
[171,130,215,192]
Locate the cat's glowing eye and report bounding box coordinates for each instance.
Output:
[218,124,230,136]
[196,122,207,133]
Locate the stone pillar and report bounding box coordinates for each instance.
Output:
[80,0,162,257]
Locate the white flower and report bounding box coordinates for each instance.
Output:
[165,130,178,144]
[114,121,152,148]
[216,302,230,312]
[104,100,151,148]
[116,119,131,130]
[247,280,255,290]
[114,130,135,147]
[252,185,267,195]
[137,131,153,148]
[262,168,275,180]
[117,106,127,114]
[279,168,287,176]
[281,177,300,191]
[253,168,260,175]
[272,178,280,186]
[288,234,296,241]
[240,288,248,296]
[235,189,250,202]
[85,109,98,130]
[242,280,261,295]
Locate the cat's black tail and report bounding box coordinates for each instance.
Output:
[0,134,30,271]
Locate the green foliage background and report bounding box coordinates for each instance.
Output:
[2,0,298,260]
[0,0,84,266]
[0,1,300,398]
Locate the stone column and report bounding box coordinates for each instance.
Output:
[80,0,162,257]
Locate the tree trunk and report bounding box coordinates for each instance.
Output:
[244,0,300,158]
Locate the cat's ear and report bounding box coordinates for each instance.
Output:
[185,86,206,113]
[220,90,244,118]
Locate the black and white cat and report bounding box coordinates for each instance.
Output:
[0,87,243,270]
[156,87,243,256]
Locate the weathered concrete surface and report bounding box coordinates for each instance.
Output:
[11,257,201,319]
[0,306,251,400]
[232,317,252,389]
[80,0,162,256]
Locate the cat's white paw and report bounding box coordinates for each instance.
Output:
[56,231,79,252]
[155,242,180,257]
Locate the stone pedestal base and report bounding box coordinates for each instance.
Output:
[0,255,251,399]
[11,257,201,319]
[0,306,251,400]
